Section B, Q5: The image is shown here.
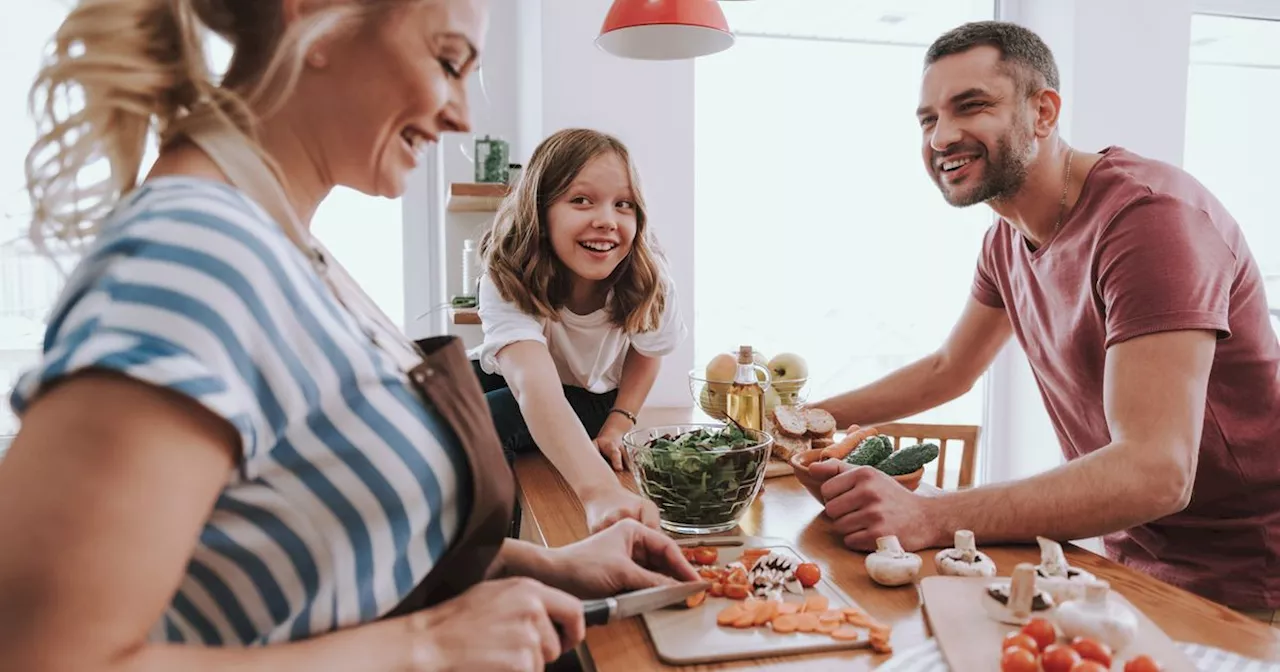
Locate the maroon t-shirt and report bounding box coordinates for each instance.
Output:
[973,146,1280,609]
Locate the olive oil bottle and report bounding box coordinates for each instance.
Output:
[725,345,765,431]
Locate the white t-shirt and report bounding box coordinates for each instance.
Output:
[471,272,686,393]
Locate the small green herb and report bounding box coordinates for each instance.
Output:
[632,425,767,527]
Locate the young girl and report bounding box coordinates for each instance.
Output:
[474,128,686,534]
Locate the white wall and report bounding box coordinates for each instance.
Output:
[538,0,696,407]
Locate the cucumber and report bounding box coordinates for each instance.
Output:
[844,435,893,467]
[875,442,940,476]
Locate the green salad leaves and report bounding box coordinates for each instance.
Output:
[632,425,767,527]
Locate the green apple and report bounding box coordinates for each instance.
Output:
[769,352,808,396]
[704,353,736,395]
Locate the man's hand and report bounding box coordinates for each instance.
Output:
[534,520,701,598]
[810,460,945,552]
[581,485,661,534]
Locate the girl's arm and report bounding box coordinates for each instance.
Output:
[594,346,660,467]
[0,374,582,672]
[496,342,660,533]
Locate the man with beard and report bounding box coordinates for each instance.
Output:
[809,21,1280,622]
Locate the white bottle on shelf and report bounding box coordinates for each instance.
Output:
[460,239,478,300]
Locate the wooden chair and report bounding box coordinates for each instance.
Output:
[874,423,981,490]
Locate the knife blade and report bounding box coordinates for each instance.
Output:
[583,581,712,626]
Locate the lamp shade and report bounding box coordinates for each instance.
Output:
[596,0,734,60]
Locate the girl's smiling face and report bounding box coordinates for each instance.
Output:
[546,151,638,289]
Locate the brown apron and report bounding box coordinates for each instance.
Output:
[172,109,514,613]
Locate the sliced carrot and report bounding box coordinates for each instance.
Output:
[753,600,780,626]
[830,626,863,641]
[740,548,769,568]
[868,623,892,638]
[817,610,844,624]
[732,605,758,628]
[795,613,821,633]
[870,639,893,654]
[685,591,707,608]
[802,595,829,613]
[776,602,801,615]
[771,614,799,634]
[815,619,841,634]
[723,583,750,600]
[716,605,742,626]
[709,582,724,598]
[844,610,872,627]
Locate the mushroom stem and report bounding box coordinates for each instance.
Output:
[1007,563,1038,621]
[877,535,906,555]
[955,529,978,564]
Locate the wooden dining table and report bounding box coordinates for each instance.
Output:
[513,450,1280,671]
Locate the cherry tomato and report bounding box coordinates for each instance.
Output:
[1000,646,1039,672]
[1020,617,1058,650]
[1124,655,1164,672]
[692,547,719,565]
[1070,636,1113,666]
[1001,631,1040,654]
[1070,661,1109,672]
[795,563,821,588]
[1041,643,1083,672]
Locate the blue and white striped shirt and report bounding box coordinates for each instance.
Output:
[10,176,471,645]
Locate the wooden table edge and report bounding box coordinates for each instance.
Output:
[512,453,1280,669]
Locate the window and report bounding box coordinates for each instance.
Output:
[693,0,996,426]
[1,18,405,442]
[1184,11,1280,332]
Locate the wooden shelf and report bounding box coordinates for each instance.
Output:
[447,183,510,213]
[451,307,481,325]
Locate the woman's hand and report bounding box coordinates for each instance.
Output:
[404,577,586,672]
[581,485,661,533]
[535,520,701,599]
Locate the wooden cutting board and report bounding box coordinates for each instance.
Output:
[919,576,1195,672]
[641,536,872,666]
[764,459,794,478]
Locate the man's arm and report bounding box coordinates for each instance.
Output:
[922,329,1211,545]
[814,297,1013,428]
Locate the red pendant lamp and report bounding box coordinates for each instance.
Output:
[597,0,734,60]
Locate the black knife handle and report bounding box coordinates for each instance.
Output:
[582,598,613,627]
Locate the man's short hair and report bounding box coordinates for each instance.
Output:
[925,21,1060,96]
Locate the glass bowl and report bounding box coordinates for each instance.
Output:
[623,423,772,535]
[688,369,809,420]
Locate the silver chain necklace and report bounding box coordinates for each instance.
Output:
[1054,147,1075,234]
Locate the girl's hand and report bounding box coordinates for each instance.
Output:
[581,485,661,533]
[536,520,701,599]
[593,430,626,471]
[403,577,585,672]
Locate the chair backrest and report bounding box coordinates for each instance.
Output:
[875,422,981,489]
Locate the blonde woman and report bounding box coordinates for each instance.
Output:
[0,1,698,670]
[475,128,686,534]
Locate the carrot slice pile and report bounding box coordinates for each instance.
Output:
[707,597,893,645]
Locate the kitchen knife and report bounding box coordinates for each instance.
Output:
[583,581,712,626]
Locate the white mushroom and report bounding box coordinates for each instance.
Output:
[1053,580,1138,652]
[982,562,1056,626]
[865,535,922,587]
[1035,536,1096,603]
[747,552,803,597]
[934,530,997,577]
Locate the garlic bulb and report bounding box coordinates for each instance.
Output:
[865,535,922,587]
[1053,581,1139,652]
[935,530,997,577]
